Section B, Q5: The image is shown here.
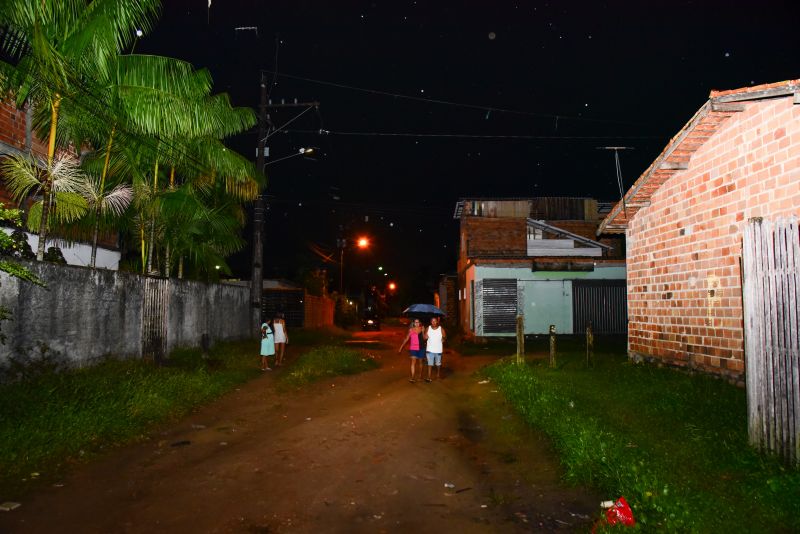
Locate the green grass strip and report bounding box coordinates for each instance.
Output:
[280,345,379,387]
[484,348,800,532]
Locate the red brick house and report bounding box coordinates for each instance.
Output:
[456,197,626,337]
[598,79,800,381]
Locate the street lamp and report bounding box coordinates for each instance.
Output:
[337,235,371,294]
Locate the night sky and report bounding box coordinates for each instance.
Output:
[139,0,798,298]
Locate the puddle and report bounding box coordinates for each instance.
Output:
[457,411,484,443]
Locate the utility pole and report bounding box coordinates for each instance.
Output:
[249,81,320,330]
[250,72,268,330]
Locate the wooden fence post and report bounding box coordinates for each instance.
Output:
[549,324,556,368]
[515,315,525,365]
[586,322,594,368]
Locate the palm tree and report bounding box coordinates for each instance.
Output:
[1,2,262,276]
[78,174,133,268]
[0,0,160,260]
[0,153,89,238]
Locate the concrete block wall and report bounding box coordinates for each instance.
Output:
[626,96,800,379]
[0,261,253,367]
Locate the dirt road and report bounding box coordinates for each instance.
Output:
[0,325,599,533]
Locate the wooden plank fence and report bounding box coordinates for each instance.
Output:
[742,217,800,465]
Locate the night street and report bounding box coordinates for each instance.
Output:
[0,326,598,533]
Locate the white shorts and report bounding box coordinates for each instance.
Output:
[426,351,442,366]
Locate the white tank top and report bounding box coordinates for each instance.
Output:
[426,326,443,353]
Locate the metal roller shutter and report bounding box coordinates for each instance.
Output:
[482,279,517,333]
[572,279,627,334]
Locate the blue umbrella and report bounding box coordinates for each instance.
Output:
[402,303,445,316]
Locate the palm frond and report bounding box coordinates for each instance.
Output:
[49,191,88,223]
[0,152,42,202]
[49,153,87,194]
[100,183,133,217]
[115,55,212,98]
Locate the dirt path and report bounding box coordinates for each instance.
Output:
[0,326,599,533]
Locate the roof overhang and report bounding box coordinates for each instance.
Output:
[527,218,612,250]
[598,79,800,235]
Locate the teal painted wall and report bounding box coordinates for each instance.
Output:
[475,265,625,335]
[522,279,572,334]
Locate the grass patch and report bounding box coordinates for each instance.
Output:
[0,339,258,496]
[279,345,379,387]
[483,345,800,532]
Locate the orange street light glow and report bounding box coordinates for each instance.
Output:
[357,237,369,248]
[388,282,397,291]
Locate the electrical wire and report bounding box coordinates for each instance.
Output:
[269,33,280,93]
[260,69,648,127]
[264,105,314,140]
[614,150,628,220]
[282,128,663,141]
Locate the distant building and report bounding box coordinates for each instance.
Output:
[598,79,800,381]
[455,197,626,337]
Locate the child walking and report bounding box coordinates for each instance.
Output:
[260,320,275,371]
[273,312,289,366]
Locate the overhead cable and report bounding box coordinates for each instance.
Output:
[260,69,648,127]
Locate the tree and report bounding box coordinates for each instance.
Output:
[77,174,133,268]
[0,0,161,259]
[0,153,89,236]
[0,2,261,277]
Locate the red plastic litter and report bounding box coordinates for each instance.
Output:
[605,497,636,527]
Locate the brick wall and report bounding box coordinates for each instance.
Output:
[626,96,800,380]
[0,100,48,207]
[458,216,526,269]
[0,100,26,152]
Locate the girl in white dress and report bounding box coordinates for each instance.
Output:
[273,312,288,366]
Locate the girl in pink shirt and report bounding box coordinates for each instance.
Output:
[398,318,426,382]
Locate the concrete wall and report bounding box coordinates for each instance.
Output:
[626,95,800,379]
[0,260,253,366]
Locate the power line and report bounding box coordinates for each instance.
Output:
[264,105,314,141]
[282,129,663,141]
[260,69,649,127]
